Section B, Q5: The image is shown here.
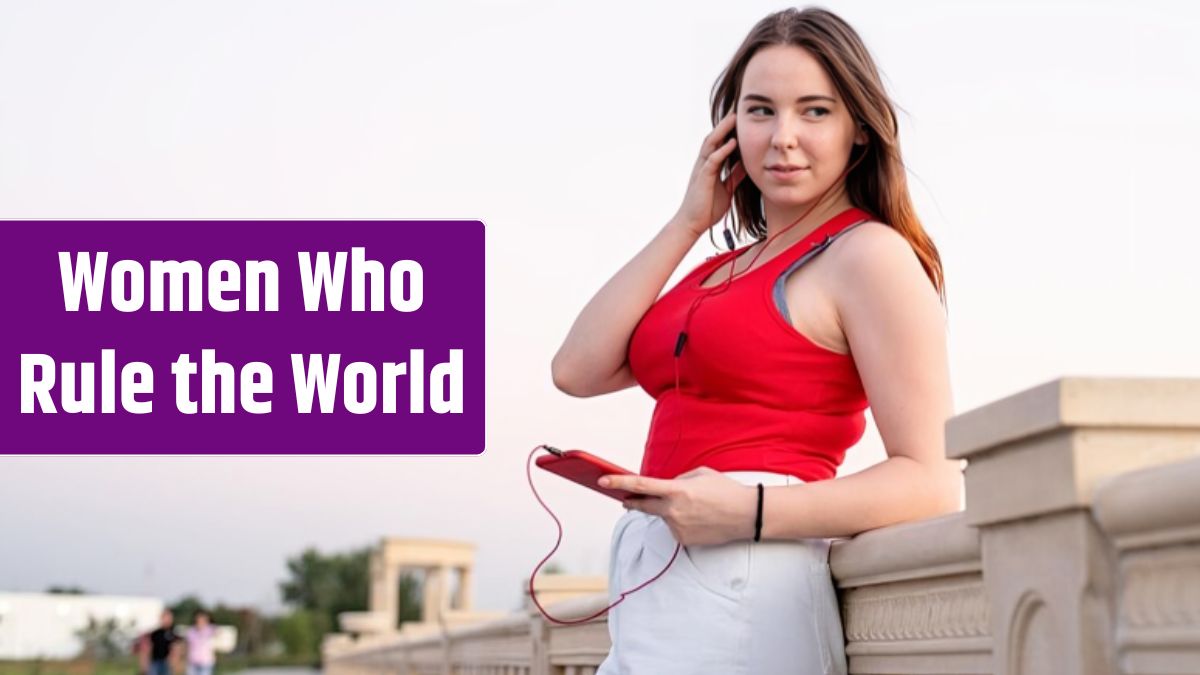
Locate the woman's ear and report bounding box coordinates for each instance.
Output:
[854,122,868,146]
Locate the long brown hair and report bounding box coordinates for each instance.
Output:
[711,6,945,304]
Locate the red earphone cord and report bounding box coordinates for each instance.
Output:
[527,151,868,625]
[524,444,682,625]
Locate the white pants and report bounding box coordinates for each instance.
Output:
[595,471,847,675]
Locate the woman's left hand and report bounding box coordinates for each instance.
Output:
[598,466,757,546]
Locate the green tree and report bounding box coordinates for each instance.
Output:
[75,615,136,661]
[273,609,330,658]
[210,605,262,655]
[396,571,422,627]
[278,545,370,636]
[168,595,205,621]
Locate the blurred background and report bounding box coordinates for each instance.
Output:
[1,0,1197,672]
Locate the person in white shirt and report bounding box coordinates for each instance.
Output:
[184,610,217,675]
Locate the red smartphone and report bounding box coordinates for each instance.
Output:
[535,447,640,501]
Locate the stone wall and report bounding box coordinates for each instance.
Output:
[324,377,1200,675]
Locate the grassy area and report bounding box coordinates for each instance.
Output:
[0,657,321,675]
[0,660,137,675]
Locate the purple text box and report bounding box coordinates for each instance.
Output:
[2,220,485,454]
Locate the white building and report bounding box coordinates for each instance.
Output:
[0,592,239,661]
[0,591,163,660]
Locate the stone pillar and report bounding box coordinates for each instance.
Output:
[368,551,384,613]
[948,377,1200,675]
[436,565,450,620]
[422,565,449,624]
[456,566,473,610]
[529,609,551,675]
[421,566,437,624]
[367,550,399,631]
[379,562,399,631]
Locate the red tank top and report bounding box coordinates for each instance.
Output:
[627,207,873,481]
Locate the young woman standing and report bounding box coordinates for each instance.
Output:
[552,7,961,673]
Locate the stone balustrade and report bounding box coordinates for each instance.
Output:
[324,376,1200,674]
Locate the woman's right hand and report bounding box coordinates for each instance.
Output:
[673,111,747,238]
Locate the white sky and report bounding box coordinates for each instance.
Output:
[1,0,1197,615]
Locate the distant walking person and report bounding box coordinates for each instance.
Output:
[184,610,218,675]
[147,610,180,675]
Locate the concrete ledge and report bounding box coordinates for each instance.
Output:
[445,611,529,640]
[531,591,611,625]
[832,512,980,588]
[946,377,1200,460]
[1094,456,1200,550]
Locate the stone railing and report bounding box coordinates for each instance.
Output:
[323,593,612,675]
[324,377,1200,675]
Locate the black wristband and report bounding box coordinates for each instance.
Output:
[754,483,764,542]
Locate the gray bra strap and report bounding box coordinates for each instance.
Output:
[772,219,869,324]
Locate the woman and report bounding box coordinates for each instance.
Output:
[183,610,217,675]
[551,6,961,674]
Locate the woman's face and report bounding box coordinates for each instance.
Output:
[736,44,866,214]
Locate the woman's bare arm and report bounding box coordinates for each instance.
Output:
[760,222,960,538]
[551,111,746,398]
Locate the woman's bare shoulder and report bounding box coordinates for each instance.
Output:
[826,219,943,326]
[837,220,907,252]
[828,220,924,279]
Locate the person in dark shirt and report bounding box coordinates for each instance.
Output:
[147,609,180,675]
